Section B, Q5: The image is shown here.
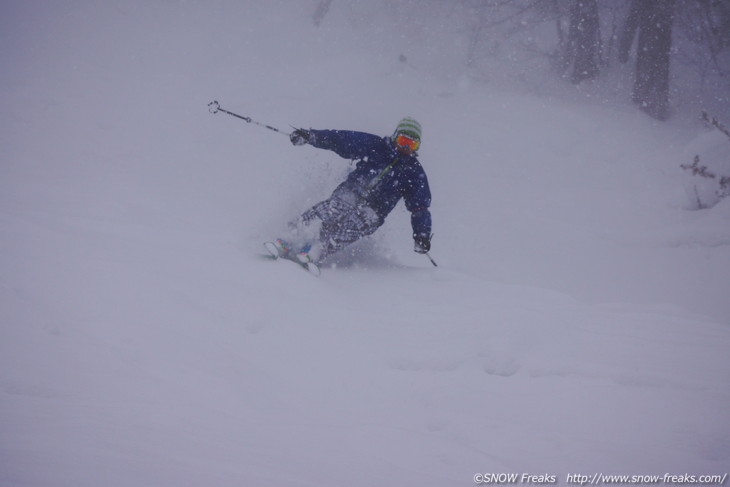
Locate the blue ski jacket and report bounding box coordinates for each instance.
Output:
[308,129,432,238]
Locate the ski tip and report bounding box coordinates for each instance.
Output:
[263,241,279,259]
[305,261,322,277]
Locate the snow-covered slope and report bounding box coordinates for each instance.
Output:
[2,2,729,486]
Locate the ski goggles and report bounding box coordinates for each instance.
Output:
[394,134,420,151]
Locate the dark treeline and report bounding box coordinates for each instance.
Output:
[461,0,728,120]
[315,0,729,121]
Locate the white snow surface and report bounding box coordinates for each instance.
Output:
[2,2,729,486]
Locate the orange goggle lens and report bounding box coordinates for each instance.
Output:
[395,134,420,151]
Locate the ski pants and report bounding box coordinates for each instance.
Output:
[299,189,383,258]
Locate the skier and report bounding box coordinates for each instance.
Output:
[274,117,432,266]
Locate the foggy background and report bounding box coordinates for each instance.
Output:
[2,1,729,486]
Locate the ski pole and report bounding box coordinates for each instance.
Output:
[425,252,438,267]
[208,100,290,137]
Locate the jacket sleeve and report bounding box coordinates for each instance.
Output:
[410,208,432,238]
[308,130,385,160]
[403,164,432,237]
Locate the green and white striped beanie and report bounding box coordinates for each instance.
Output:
[392,117,422,141]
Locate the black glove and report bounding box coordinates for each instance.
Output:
[290,128,311,146]
[414,234,431,254]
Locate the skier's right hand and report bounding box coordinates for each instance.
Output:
[290,128,311,146]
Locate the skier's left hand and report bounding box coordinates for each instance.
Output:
[414,234,431,253]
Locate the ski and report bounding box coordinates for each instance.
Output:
[263,241,321,276]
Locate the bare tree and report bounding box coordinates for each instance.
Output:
[313,0,333,27]
[564,0,601,84]
[618,0,676,120]
[461,0,543,68]
[673,0,730,88]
